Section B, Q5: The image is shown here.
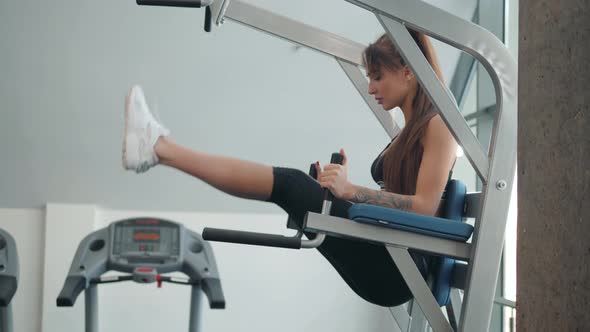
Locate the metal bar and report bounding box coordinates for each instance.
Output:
[390,305,412,332]
[477,0,505,114]
[0,305,13,332]
[447,289,463,329]
[449,51,477,112]
[209,0,230,25]
[377,15,488,181]
[457,81,517,330]
[336,59,400,139]
[223,0,366,65]
[304,212,471,261]
[189,285,203,332]
[85,285,98,332]
[463,105,495,122]
[137,0,212,7]
[409,302,428,332]
[448,9,478,111]
[460,145,515,331]
[475,107,495,171]
[387,247,452,332]
[451,65,476,113]
[494,297,516,309]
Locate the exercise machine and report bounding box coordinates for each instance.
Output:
[135,1,517,331]
[56,217,225,332]
[0,229,18,332]
[204,155,472,332]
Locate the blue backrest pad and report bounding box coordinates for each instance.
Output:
[432,179,467,306]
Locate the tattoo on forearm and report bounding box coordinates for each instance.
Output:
[352,187,412,211]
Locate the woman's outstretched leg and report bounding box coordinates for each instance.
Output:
[155,137,273,200]
[122,85,273,201]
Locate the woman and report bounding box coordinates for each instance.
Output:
[122,31,457,307]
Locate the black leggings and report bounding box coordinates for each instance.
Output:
[267,167,429,307]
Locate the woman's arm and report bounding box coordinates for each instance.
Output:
[347,185,413,211]
[323,115,457,216]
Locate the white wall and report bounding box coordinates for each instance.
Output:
[2,204,400,332]
[41,204,100,332]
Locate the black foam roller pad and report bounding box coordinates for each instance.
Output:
[203,228,301,249]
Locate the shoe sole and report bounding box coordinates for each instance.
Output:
[122,87,133,170]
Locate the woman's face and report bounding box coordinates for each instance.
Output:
[367,66,413,111]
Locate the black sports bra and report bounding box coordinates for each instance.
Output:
[370,140,393,189]
[370,138,455,190]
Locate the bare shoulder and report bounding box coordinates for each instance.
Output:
[424,114,454,143]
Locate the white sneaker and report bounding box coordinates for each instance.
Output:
[122,85,170,173]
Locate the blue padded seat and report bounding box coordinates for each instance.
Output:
[348,185,473,242]
[347,180,472,306]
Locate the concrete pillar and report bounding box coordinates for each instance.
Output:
[518,1,589,331]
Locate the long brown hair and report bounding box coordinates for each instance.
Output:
[363,31,444,195]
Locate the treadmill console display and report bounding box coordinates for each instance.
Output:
[112,219,181,263]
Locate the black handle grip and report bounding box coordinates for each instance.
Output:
[323,152,344,202]
[0,275,17,306]
[56,276,86,307]
[204,6,212,32]
[201,278,225,309]
[309,163,318,180]
[137,0,204,8]
[202,228,301,249]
